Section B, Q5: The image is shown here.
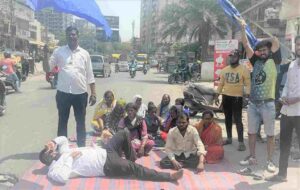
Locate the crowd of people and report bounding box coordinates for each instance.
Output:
[37,23,300,185]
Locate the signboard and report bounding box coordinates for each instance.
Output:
[214,40,239,86]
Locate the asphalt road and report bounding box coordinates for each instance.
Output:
[0,68,299,190]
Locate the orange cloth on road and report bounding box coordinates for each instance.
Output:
[194,121,224,164]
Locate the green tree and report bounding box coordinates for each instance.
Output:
[161,0,228,61]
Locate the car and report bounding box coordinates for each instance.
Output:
[116,61,129,72]
[91,55,111,77]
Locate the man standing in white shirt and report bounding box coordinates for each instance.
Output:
[39,130,183,184]
[267,36,300,182]
[49,26,97,147]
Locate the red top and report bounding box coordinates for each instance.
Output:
[0,58,16,75]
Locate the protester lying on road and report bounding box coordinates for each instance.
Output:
[39,130,183,184]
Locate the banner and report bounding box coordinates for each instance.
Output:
[214,40,239,86]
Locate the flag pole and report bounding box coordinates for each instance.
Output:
[234,15,293,54]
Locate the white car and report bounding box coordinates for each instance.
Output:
[116,61,129,72]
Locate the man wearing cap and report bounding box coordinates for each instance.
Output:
[215,49,251,151]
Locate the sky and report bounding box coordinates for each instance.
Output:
[96,0,141,42]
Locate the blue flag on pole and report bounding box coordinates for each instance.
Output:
[218,0,258,48]
[26,0,112,38]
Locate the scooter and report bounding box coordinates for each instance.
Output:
[46,66,59,89]
[0,66,19,93]
[143,65,148,75]
[183,83,223,116]
[129,65,136,78]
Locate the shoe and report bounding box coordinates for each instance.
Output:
[240,155,257,166]
[237,142,246,151]
[237,167,253,176]
[266,160,276,173]
[265,174,287,182]
[223,138,232,145]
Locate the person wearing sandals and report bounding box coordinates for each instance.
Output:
[266,36,300,182]
[215,49,250,151]
[238,18,281,174]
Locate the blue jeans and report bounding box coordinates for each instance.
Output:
[247,101,276,136]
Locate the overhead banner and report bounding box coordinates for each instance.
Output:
[214,39,239,86]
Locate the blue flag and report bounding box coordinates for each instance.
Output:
[218,0,258,48]
[26,0,112,37]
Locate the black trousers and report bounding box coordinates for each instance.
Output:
[103,130,172,182]
[160,153,199,169]
[278,115,300,177]
[56,91,88,147]
[222,95,244,142]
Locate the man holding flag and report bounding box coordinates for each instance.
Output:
[238,18,281,175]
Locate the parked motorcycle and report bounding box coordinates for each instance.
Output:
[46,66,59,89]
[183,83,223,116]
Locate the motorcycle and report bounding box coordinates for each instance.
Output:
[168,69,183,84]
[0,66,19,92]
[46,66,59,89]
[143,65,148,75]
[183,83,223,116]
[129,65,137,78]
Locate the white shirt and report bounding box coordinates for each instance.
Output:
[165,125,206,160]
[281,59,300,116]
[49,45,95,94]
[48,137,107,184]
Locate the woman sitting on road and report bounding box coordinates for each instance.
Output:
[194,110,224,164]
[91,90,116,135]
[157,94,171,119]
[133,94,148,118]
[118,103,154,157]
[160,105,183,141]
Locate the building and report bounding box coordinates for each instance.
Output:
[0,0,36,51]
[96,16,120,42]
[35,9,73,36]
[140,0,191,53]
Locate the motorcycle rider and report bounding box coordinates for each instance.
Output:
[178,58,190,82]
[0,52,20,92]
[129,59,137,76]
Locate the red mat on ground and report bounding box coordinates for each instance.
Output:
[12,137,251,190]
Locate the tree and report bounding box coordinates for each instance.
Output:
[161,0,228,61]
